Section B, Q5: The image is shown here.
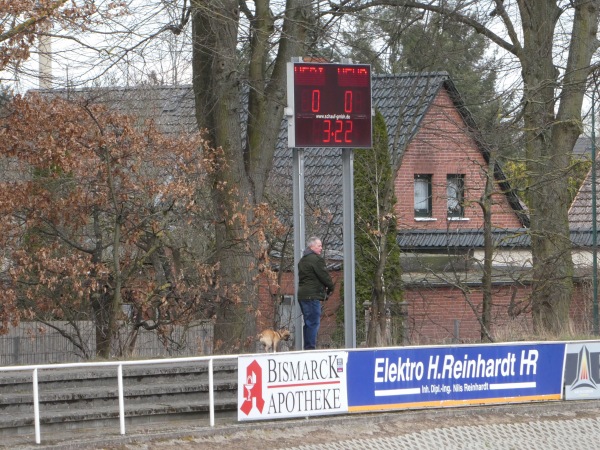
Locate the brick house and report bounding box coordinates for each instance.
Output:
[266,73,591,347]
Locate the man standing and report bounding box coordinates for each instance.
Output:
[297,236,335,350]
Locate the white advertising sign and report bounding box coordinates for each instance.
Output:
[238,351,349,421]
[564,342,600,400]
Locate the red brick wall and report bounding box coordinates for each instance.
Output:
[404,282,591,345]
[258,275,592,348]
[395,89,523,230]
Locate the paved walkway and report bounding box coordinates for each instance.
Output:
[4,400,600,449]
[284,416,600,449]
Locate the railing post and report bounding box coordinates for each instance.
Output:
[453,319,460,344]
[33,368,40,444]
[209,358,215,427]
[118,364,125,435]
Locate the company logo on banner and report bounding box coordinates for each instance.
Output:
[238,351,348,421]
[346,343,564,412]
[564,342,600,400]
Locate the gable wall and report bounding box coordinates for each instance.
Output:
[394,89,522,230]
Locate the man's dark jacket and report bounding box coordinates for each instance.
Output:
[297,249,335,301]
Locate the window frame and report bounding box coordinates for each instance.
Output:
[414,174,433,218]
[447,174,465,219]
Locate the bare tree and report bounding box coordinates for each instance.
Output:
[189,0,320,350]
[337,0,600,336]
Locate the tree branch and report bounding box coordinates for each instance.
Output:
[0,0,70,43]
[336,0,518,55]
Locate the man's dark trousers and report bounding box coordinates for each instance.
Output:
[299,299,321,350]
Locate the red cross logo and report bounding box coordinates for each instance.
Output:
[240,360,265,415]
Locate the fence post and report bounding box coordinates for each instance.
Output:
[12,336,20,365]
[453,319,460,343]
[118,364,125,435]
[209,358,215,427]
[363,301,371,346]
[388,301,408,345]
[33,368,40,444]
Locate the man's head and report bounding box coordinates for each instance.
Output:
[307,236,323,255]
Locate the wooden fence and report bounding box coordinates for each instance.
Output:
[0,321,213,366]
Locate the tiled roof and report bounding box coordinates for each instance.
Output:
[36,73,527,251]
[573,135,593,159]
[38,85,198,136]
[398,228,594,249]
[372,73,449,152]
[397,228,530,249]
[569,228,600,247]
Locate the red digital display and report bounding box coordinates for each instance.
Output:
[292,63,372,148]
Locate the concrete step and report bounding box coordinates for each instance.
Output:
[0,376,238,413]
[0,360,240,436]
[0,395,238,436]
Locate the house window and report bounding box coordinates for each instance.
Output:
[447,174,465,218]
[414,175,432,217]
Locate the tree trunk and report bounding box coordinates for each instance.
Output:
[481,157,494,342]
[88,205,115,359]
[191,0,313,352]
[366,242,389,347]
[518,0,598,335]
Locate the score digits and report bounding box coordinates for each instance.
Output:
[322,119,353,144]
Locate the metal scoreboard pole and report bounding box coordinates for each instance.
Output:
[292,147,305,350]
[288,58,305,350]
[342,148,356,348]
[287,58,371,350]
[291,144,355,349]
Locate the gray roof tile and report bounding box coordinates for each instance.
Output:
[397,228,595,249]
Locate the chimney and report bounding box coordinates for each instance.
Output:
[39,34,52,89]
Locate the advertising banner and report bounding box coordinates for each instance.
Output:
[564,341,600,400]
[346,343,564,412]
[238,351,348,421]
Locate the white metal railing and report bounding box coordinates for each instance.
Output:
[0,355,238,445]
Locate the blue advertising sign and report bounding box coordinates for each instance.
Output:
[347,343,565,412]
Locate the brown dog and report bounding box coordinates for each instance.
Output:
[257,328,291,353]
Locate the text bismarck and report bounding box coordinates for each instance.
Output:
[268,355,343,383]
[374,350,539,383]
